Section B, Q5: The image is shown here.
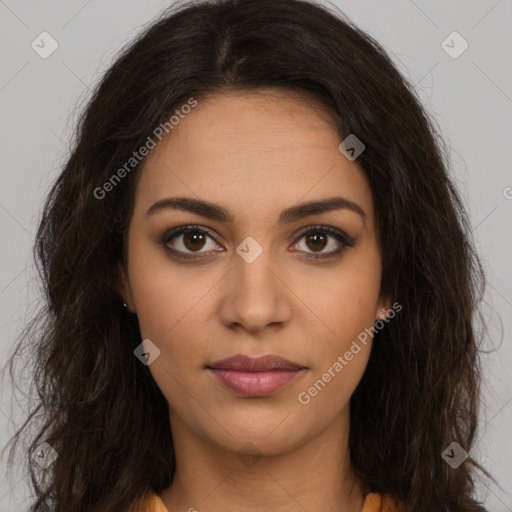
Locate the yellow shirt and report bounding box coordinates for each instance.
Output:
[129,489,401,511]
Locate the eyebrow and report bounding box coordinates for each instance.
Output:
[146,195,366,224]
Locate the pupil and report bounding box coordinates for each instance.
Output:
[181,231,329,253]
[307,233,327,251]
[184,231,205,250]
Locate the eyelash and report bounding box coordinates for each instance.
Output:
[160,224,356,261]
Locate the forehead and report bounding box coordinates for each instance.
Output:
[161,89,341,157]
[133,89,374,226]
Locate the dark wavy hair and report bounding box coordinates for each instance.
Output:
[2,0,496,510]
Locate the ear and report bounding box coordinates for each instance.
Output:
[375,292,392,321]
[117,261,136,312]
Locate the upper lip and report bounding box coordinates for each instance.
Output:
[207,354,304,371]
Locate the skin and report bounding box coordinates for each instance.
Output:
[119,89,390,512]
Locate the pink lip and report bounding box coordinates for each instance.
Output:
[207,354,306,397]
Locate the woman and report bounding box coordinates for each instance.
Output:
[3,0,493,510]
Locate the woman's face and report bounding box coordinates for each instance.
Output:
[119,89,389,457]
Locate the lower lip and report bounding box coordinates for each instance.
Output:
[207,368,303,397]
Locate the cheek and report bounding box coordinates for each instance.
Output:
[296,346,371,418]
[296,243,381,403]
[312,243,382,344]
[127,238,203,342]
[296,276,379,413]
[126,240,222,389]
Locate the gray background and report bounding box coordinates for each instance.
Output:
[0,0,511,510]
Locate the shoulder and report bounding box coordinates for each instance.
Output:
[130,489,401,512]
[128,489,170,512]
[361,492,403,512]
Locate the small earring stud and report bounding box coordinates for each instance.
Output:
[377,308,387,320]
[123,303,128,309]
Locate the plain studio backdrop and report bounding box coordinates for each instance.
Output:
[0,1,510,510]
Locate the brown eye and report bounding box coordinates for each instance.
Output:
[162,226,220,258]
[292,225,356,260]
[304,232,328,252]
[182,230,207,251]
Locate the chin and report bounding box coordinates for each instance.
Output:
[195,408,315,458]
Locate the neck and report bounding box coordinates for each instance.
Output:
[160,408,365,512]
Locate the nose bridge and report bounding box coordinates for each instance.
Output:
[236,246,275,294]
[220,240,290,331]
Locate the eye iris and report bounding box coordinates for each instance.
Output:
[306,232,327,252]
[183,230,206,251]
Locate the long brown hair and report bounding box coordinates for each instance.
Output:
[2,0,495,510]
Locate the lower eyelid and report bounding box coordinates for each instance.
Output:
[164,232,219,255]
[162,226,354,258]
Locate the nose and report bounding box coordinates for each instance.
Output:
[219,252,292,335]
